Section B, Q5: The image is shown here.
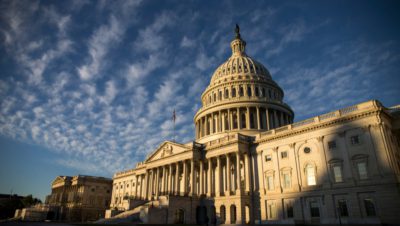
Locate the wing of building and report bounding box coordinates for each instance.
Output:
[105,26,400,225]
[15,175,112,222]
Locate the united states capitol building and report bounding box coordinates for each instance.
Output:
[105,26,400,225]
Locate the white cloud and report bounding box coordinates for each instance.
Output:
[77,15,124,81]
[180,36,195,48]
[134,11,175,52]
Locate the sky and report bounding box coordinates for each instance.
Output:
[0,0,399,201]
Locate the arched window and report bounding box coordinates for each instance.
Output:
[220,205,226,224]
[219,91,222,100]
[262,88,266,97]
[232,87,236,97]
[247,86,252,96]
[255,87,259,96]
[306,164,316,186]
[213,93,216,102]
[225,89,229,98]
[268,90,272,99]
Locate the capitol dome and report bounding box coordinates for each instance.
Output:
[194,25,294,142]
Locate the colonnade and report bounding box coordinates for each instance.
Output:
[128,152,252,200]
[195,107,292,139]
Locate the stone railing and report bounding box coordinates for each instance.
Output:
[259,100,378,140]
[206,133,249,148]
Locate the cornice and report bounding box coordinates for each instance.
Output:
[256,108,380,145]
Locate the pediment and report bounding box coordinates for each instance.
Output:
[51,176,70,186]
[145,141,190,162]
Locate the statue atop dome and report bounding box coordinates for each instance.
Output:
[235,24,241,39]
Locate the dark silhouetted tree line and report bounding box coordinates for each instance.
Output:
[0,194,42,219]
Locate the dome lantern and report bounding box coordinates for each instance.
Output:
[231,24,246,56]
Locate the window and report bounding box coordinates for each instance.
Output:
[283,173,291,189]
[350,135,360,145]
[265,155,272,162]
[364,199,376,216]
[247,86,252,96]
[357,162,368,179]
[306,164,316,186]
[127,184,129,188]
[213,93,216,102]
[232,87,236,97]
[239,86,244,96]
[286,203,294,218]
[310,201,320,217]
[267,176,274,191]
[225,89,229,98]
[255,87,259,96]
[328,140,337,150]
[281,151,288,159]
[338,200,349,217]
[219,91,222,100]
[262,88,265,97]
[333,165,343,182]
[91,188,95,192]
[304,147,311,154]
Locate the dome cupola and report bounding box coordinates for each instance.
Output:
[194,25,294,143]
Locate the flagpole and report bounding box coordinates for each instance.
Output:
[173,109,176,142]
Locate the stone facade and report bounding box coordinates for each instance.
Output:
[45,175,112,222]
[106,26,400,225]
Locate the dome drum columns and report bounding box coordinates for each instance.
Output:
[195,106,293,139]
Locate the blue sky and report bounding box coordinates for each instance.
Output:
[1,0,399,201]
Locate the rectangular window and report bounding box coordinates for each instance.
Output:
[338,200,349,217]
[310,201,320,217]
[281,151,288,159]
[333,166,343,182]
[350,135,360,145]
[364,199,376,216]
[328,140,337,150]
[283,173,291,189]
[357,162,368,179]
[306,166,316,186]
[265,154,272,162]
[267,176,274,191]
[286,203,294,218]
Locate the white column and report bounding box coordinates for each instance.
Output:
[236,152,241,192]
[237,108,241,129]
[228,109,232,130]
[210,114,214,134]
[199,161,204,195]
[184,160,188,195]
[175,162,179,195]
[245,154,250,192]
[256,107,261,129]
[257,151,264,193]
[168,164,172,194]
[216,156,221,196]
[266,109,270,130]
[190,159,196,195]
[155,168,160,198]
[207,159,212,196]
[226,154,231,194]
[246,107,250,129]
